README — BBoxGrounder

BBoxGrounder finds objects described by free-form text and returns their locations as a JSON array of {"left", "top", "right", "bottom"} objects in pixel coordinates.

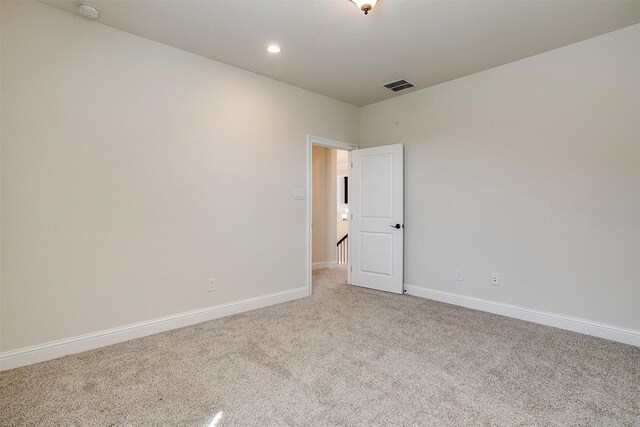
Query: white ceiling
[{"left": 41, "top": 0, "right": 640, "bottom": 106}]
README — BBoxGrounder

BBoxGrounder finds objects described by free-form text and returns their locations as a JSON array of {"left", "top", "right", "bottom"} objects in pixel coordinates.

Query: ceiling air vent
[{"left": 383, "top": 79, "right": 415, "bottom": 92}]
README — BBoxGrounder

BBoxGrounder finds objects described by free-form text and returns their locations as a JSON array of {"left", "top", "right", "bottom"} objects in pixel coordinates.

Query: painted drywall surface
[
  {"left": 0, "top": 2, "right": 359, "bottom": 351},
  {"left": 336, "top": 150, "right": 349, "bottom": 241},
  {"left": 326, "top": 148, "right": 337, "bottom": 264},
  {"left": 360, "top": 24, "right": 640, "bottom": 330},
  {"left": 312, "top": 146, "right": 329, "bottom": 265},
  {"left": 312, "top": 146, "right": 338, "bottom": 267},
  {"left": 336, "top": 149, "right": 349, "bottom": 176},
  {"left": 0, "top": 0, "right": 3, "bottom": 351},
  {"left": 336, "top": 212, "right": 348, "bottom": 242}
]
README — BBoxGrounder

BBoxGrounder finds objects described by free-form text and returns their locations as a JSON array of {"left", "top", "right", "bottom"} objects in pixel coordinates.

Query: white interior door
[{"left": 349, "top": 144, "right": 404, "bottom": 294}]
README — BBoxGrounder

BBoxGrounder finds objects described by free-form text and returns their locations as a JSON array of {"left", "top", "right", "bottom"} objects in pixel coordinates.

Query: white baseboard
[
  {"left": 312, "top": 261, "right": 338, "bottom": 271},
  {"left": 405, "top": 285, "right": 640, "bottom": 347},
  {"left": 0, "top": 286, "right": 308, "bottom": 372}
]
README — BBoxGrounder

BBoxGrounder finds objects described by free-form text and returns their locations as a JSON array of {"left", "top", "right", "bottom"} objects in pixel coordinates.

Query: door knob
[{"left": 390, "top": 224, "right": 401, "bottom": 229}]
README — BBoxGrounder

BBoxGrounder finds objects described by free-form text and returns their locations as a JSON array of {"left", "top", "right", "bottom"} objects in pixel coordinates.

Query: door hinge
[{"left": 351, "top": 162, "right": 353, "bottom": 168}]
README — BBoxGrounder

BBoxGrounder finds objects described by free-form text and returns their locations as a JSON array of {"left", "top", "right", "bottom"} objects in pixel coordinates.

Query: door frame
[{"left": 306, "top": 135, "right": 358, "bottom": 296}]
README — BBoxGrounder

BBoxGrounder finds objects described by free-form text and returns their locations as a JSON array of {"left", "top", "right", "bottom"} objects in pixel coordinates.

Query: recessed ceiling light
[{"left": 267, "top": 45, "right": 282, "bottom": 54}]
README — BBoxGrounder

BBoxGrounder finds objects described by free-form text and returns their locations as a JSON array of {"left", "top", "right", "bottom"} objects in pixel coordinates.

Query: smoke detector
[{"left": 78, "top": 2, "right": 100, "bottom": 19}]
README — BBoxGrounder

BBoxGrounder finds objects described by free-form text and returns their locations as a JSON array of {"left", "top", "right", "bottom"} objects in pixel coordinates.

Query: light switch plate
[{"left": 294, "top": 189, "right": 305, "bottom": 200}]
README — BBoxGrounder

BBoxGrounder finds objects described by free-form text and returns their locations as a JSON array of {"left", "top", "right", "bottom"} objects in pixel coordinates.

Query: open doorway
[
  {"left": 311, "top": 146, "right": 348, "bottom": 270},
  {"left": 307, "top": 136, "right": 357, "bottom": 296},
  {"left": 307, "top": 137, "right": 405, "bottom": 296}
]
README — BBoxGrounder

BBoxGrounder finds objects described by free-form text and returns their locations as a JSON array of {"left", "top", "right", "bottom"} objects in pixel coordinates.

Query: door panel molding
[{"left": 350, "top": 144, "right": 404, "bottom": 294}]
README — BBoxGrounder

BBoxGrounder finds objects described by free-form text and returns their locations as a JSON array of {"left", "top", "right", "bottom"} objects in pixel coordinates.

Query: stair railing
[{"left": 337, "top": 234, "right": 348, "bottom": 264}]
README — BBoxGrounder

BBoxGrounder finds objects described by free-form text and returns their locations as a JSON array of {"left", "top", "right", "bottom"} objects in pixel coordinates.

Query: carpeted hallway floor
[{"left": 1, "top": 266, "right": 639, "bottom": 426}]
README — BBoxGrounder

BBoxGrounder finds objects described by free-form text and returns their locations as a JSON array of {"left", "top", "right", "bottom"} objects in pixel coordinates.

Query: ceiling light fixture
[
  {"left": 350, "top": 0, "right": 378, "bottom": 15},
  {"left": 267, "top": 45, "right": 282, "bottom": 54},
  {"left": 77, "top": 2, "right": 100, "bottom": 19}
]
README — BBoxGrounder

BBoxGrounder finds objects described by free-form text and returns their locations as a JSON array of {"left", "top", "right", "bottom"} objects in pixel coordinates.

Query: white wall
[
  {"left": 0, "top": 0, "right": 4, "bottom": 351},
  {"left": 361, "top": 24, "right": 640, "bottom": 331},
  {"left": 0, "top": 1, "right": 359, "bottom": 352},
  {"left": 2, "top": 1, "right": 637, "bottom": 358}
]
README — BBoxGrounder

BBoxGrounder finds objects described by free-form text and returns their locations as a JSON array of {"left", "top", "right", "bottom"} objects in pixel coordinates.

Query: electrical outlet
[
  {"left": 491, "top": 273, "right": 500, "bottom": 286},
  {"left": 208, "top": 278, "right": 216, "bottom": 292},
  {"left": 455, "top": 269, "right": 463, "bottom": 281}
]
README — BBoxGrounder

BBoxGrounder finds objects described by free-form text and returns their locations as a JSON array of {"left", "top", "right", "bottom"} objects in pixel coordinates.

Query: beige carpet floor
[{"left": 1, "top": 266, "right": 639, "bottom": 426}]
